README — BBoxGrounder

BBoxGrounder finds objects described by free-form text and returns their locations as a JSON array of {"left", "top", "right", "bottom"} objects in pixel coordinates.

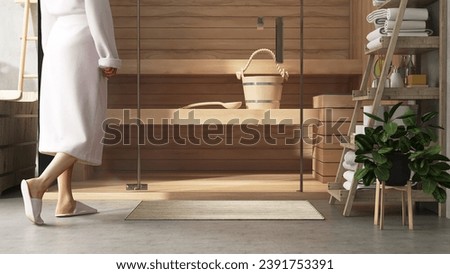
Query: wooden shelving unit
[
  {"left": 378, "top": 0, "right": 437, "bottom": 8},
  {"left": 365, "top": 36, "right": 439, "bottom": 55},
  {"left": 328, "top": 0, "right": 447, "bottom": 216},
  {"left": 352, "top": 87, "right": 439, "bottom": 100}
]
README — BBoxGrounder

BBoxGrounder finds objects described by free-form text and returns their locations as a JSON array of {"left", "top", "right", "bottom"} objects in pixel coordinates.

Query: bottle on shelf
[
  {"left": 397, "top": 55, "right": 408, "bottom": 84},
  {"left": 390, "top": 67, "right": 405, "bottom": 88},
  {"left": 405, "top": 55, "right": 417, "bottom": 85}
]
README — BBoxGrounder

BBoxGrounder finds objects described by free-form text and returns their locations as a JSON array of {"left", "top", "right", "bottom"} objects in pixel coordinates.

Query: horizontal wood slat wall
[
  {"left": 108, "top": 75, "right": 355, "bottom": 109},
  {"left": 96, "top": 0, "right": 361, "bottom": 174},
  {"left": 0, "top": 102, "right": 37, "bottom": 194},
  {"left": 110, "top": 0, "right": 352, "bottom": 60}
]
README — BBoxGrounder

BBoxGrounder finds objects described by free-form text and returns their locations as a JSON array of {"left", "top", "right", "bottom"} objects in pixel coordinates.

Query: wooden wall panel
[
  {"left": 110, "top": 0, "right": 352, "bottom": 60},
  {"left": 108, "top": 75, "right": 355, "bottom": 109}
]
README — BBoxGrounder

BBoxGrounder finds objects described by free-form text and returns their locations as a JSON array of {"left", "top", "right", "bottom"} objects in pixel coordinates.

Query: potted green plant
[{"left": 354, "top": 102, "right": 450, "bottom": 203}]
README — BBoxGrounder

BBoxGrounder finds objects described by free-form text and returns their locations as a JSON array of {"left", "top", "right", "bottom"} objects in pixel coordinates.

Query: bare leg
[
  {"left": 26, "top": 153, "right": 77, "bottom": 199},
  {"left": 55, "top": 163, "right": 77, "bottom": 215}
]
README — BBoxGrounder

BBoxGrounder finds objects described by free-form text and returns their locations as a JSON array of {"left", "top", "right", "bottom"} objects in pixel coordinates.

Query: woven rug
[{"left": 125, "top": 200, "right": 324, "bottom": 220}]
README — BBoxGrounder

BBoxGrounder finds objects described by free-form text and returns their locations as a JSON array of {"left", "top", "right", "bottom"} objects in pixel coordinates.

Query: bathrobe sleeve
[
  {"left": 85, "top": 0, "right": 122, "bottom": 69},
  {"left": 40, "top": 1, "right": 57, "bottom": 54}
]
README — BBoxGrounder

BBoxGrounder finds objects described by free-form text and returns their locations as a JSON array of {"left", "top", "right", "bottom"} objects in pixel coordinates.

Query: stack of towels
[
  {"left": 342, "top": 151, "right": 368, "bottom": 190},
  {"left": 372, "top": 0, "right": 386, "bottom": 7},
  {"left": 366, "top": 8, "right": 432, "bottom": 50}
]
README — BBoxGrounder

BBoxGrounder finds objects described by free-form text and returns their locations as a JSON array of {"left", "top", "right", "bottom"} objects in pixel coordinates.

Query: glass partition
[{"left": 101, "top": 0, "right": 361, "bottom": 192}]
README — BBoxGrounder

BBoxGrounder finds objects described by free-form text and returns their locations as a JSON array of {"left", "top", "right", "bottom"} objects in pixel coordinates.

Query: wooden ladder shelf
[{"left": 328, "top": 0, "right": 446, "bottom": 216}]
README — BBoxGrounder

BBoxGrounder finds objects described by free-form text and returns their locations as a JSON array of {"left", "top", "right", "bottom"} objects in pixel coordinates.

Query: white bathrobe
[{"left": 40, "top": 0, "right": 121, "bottom": 165}]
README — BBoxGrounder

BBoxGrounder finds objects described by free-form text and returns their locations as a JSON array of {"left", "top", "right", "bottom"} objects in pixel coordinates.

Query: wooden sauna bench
[
  {"left": 106, "top": 109, "right": 318, "bottom": 125},
  {"left": 102, "top": 109, "right": 317, "bottom": 172}
]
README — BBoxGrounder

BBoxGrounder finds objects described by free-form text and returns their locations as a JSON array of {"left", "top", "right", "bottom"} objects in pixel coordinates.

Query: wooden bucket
[{"left": 236, "top": 49, "right": 288, "bottom": 109}]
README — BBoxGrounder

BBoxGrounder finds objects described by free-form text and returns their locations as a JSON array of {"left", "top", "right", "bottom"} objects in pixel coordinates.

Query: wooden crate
[
  {"left": 313, "top": 159, "right": 339, "bottom": 177},
  {"left": 313, "top": 94, "right": 355, "bottom": 108},
  {"left": 313, "top": 146, "right": 342, "bottom": 163},
  {"left": 312, "top": 95, "right": 356, "bottom": 183}
]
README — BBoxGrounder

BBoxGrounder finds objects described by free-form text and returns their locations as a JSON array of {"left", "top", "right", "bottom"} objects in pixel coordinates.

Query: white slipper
[
  {"left": 55, "top": 201, "right": 97, "bottom": 217},
  {"left": 20, "top": 180, "right": 44, "bottom": 225}
]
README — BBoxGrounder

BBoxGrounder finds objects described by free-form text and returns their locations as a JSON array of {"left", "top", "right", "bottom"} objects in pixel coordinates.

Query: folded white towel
[
  {"left": 367, "top": 38, "right": 382, "bottom": 51},
  {"left": 343, "top": 161, "right": 357, "bottom": 171},
  {"left": 366, "top": 27, "right": 432, "bottom": 41},
  {"left": 384, "top": 20, "right": 427, "bottom": 30},
  {"left": 387, "top": 8, "right": 429, "bottom": 21},
  {"left": 343, "top": 170, "right": 355, "bottom": 182},
  {"left": 343, "top": 181, "right": 352, "bottom": 190},
  {"left": 367, "top": 8, "right": 429, "bottom": 24},
  {"left": 344, "top": 150, "right": 356, "bottom": 165},
  {"left": 373, "top": 0, "right": 386, "bottom": 7},
  {"left": 367, "top": 9, "right": 388, "bottom": 24},
  {"left": 367, "top": 28, "right": 386, "bottom": 41}
]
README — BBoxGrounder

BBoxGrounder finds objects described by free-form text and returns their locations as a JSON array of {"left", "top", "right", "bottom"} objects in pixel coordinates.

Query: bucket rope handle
[{"left": 236, "top": 48, "right": 289, "bottom": 81}]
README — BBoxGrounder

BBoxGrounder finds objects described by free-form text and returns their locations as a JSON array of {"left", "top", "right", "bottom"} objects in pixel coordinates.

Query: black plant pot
[{"left": 386, "top": 152, "right": 411, "bottom": 186}]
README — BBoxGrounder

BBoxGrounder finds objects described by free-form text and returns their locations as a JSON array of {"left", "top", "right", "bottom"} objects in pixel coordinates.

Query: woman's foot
[
  {"left": 25, "top": 178, "right": 46, "bottom": 199},
  {"left": 20, "top": 180, "right": 44, "bottom": 225},
  {"left": 55, "top": 201, "right": 97, "bottom": 217},
  {"left": 55, "top": 199, "right": 76, "bottom": 216}
]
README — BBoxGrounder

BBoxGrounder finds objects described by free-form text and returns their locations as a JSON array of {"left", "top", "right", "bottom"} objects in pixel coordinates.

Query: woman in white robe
[{"left": 21, "top": 0, "right": 121, "bottom": 225}]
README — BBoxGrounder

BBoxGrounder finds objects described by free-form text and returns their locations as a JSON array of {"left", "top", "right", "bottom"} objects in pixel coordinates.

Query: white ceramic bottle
[{"left": 390, "top": 67, "right": 405, "bottom": 88}]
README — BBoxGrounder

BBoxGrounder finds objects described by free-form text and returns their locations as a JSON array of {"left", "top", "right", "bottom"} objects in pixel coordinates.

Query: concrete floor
[{"left": 1, "top": 186, "right": 450, "bottom": 254}]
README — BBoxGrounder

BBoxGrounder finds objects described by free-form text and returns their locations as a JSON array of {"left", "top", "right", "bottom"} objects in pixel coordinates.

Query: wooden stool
[{"left": 374, "top": 180, "right": 413, "bottom": 230}]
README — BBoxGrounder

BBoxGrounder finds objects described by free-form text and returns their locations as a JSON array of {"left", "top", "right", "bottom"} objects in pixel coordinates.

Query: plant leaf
[
  {"left": 391, "top": 126, "right": 407, "bottom": 138},
  {"left": 363, "top": 112, "right": 385, "bottom": 123},
  {"left": 423, "top": 127, "right": 438, "bottom": 142},
  {"left": 421, "top": 111, "right": 438, "bottom": 123},
  {"left": 432, "top": 162, "right": 450, "bottom": 171},
  {"left": 375, "top": 166, "right": 390, "bottom": 181},
  {"left": 362, "top": 172, "right": 376, "bottom": 186},
  {"left": 429, "top": 154, "right": 450, "bottom": 161},
  {"left": 384, "top": 122, "right": 398, "bottom": 136},
  {"left": 378, "top": 147, "right": 393, "bottom": 154},
  {"left": 425, "top": 145, "right": 441, "bottom": 156},
  {"left": 355, "top": 134, "right": 373, "bottom": 152},
  {"left": 438, "top": 180, "right": 450, "bottom": 188},
  {"left": 398, "top": 137, "right": 410, "bottom": 153},
  {"left": 422, "top": 178, "right": 437, "bottom": 194},
  {"left": 372, "top": 152, "right": 387, "bottom": 164},
  {"left": 429, "top": 124, "right": 445, "bottom": 130},
  {"left": 402, "top": 109, "right": 417, "bottom": 127},
  {"left": 354, "top": 168, "right": 369, "bottom": 181},
  {"left": 435, "top": 172, "right": 450, "bottom": 183},
  {"left": 384, "top": 111, "right": 389, "bottom": 123},
  {"left": 364, "top": 127, "right": 375, "bottom": 136},
  {"left": 388, "top": 102, "right": 403, "bottom": 120},
  {"left": 432, "top": 186, "right": 447, "bottom": 203},
  {"left": 429, "top": 166, "right": 442, "bottom": 177},
  {"left": 355, "top": 154, "right": 370, "bottom": 163},
  {"left": 409, "top": 127, "right": 421, "bottom": 134},
  {"left": 417, "top": 160, "right": 430, "bottom": 176}
]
